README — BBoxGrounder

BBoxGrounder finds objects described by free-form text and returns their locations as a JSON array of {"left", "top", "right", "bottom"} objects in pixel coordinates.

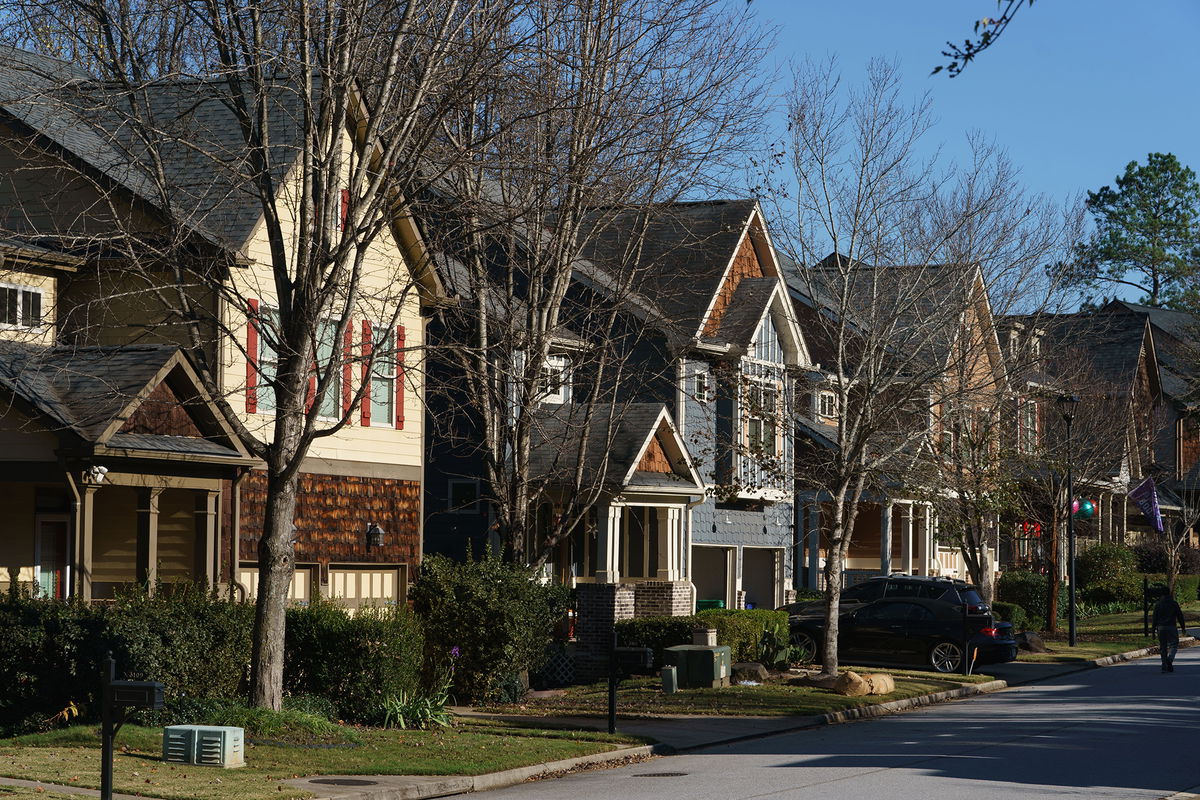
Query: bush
[
  {"left": 1076, "top": 543, "right": 1140, "bottom": 604},
  {"left": 996, "top": 570, "right": 1048, "bottom": 627},
  {"left": 991, "top": 601, "right": 1028, "bottom": 632},
  {"left": 696, "top": 608, "right": 790, "bottom": 663},
  {"left": 1132, "top": 542, "right": 1200, "bottom": 575},
  {"left": 614, "top": 615, "right": 699, "bottom": 669},
  {"left": 1143, "top": 574, "right": 1200, "bottom": 605},
  {"left": 410, "top": 553, "right": 571, "bottom": 704},
  {"left": 284, "top": 599, "right": 422, "bottom": 723},
  {"left": 0, "top": 587, "right": 254, "bottom": 737}
]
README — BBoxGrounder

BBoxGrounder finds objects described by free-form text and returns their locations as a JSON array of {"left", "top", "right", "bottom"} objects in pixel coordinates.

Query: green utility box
[
  {"left": 663, "top": 645, "right": 731, "bottom": 689},
  {"left": 696, "top": 599, "right": 725, "bottom": 610}
]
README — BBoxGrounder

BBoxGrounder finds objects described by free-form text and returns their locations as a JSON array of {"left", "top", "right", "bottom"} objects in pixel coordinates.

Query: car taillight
[
  {"left": 967, "top": 604, "right": 985, "bottom": 614},
  {"left": 979, "top": 627, "right": 999, "bottom": 639}
]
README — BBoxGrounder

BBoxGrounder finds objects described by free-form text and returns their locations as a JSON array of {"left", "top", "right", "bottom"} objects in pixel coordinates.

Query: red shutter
[
  {"left": 361, "top": 320, "right": 373, "bottom": 426},
  {"left": 396, "top": 325, "right": 405, "bottom": 430},
  {"left": 246, "top": 299, "right": 259, "bottom": 413},
  {"left": 339, "top": 189, "right": 350, "bottom": 230},
  {"left": 342, "top": 321, "right": 354, "bottom": 418}
]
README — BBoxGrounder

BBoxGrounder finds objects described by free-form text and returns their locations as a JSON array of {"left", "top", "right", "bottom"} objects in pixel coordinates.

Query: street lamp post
[{"left": 1058, "top": 394, "right": 1081, "bottom": 647}]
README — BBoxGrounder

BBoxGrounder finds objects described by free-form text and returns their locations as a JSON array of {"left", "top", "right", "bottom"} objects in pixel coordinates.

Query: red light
[
  {"left": 979, "top": 627, "right": 999, "bottom": 638},
  {"left": 967, "top": 604, "right": 984, "bottom": 613}
]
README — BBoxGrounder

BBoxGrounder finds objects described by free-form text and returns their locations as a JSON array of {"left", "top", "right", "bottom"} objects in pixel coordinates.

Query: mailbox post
[{"left": 100, "top": 652, "right": 164, "bottom": 800}]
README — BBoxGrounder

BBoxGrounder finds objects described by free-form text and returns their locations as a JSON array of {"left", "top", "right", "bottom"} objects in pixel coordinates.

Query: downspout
[
  {"left": 64, "top": 467, "right": 80, "bottom": 599},
  {"left": 230, "top": 468, "right": 246, "bottom": 600}
]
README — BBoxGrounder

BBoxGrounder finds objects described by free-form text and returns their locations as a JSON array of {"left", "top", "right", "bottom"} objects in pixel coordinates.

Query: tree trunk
[
  {"left": 249, "top": 467, "right": 300, "bottom": 710},
  {"left": 1046, "top": 514, "right": 1060, "bottom": 633},
  {"left": 820, "top": 539, "right": 844, "bottom": 678}
]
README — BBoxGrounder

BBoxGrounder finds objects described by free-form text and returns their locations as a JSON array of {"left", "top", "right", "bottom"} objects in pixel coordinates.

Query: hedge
[
  {"left": 613, "top": 615, "right": 699, "bottom": 669},
  {"left": 1144, "top": 574, "right": 1200, "bottom": 605},
  {"left": 1076, "top": 543, "right": 1140, "bottom": 604},
  {"left": 991, "top": 601, "right": 1028, "bottom": 632},
  {"left": 696, "top": 608, "right": 790, "bottom": 663}
]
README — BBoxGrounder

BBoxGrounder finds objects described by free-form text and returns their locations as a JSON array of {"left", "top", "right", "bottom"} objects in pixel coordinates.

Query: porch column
[
  {"left": 806, "top": 503, "right": 820, "bottom": 589},
  {"left": 655, "top": 507, "right": 682, "bottom": 581},
  {"left": 76, "top": 485, "right": 99, "bottom": 601},
  {"left": 136, "top": 488, "right": 162, "bottom": 592},
  {"left": 880, "top": 501, "right": 894, "bottom": 575},
  {"left": 194, "top": 489, "right": 219, "bottom": 587},
  {"left": 900, "top": 502, "right": 913, "bottom": 574},
  {"left": 917, "top": 503, "right": 933, "bottom": 576},
  {"left": 595, "top": 504, "right": 621, "bottom": 584}
]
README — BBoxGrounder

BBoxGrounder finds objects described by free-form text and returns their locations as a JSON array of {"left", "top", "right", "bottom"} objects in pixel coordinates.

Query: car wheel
[
  {"left": 929, "top": 640, "right": 963, "bottom": 673},
  {"left": 789, "top": 629, "right": 819, "bottom": 664}
]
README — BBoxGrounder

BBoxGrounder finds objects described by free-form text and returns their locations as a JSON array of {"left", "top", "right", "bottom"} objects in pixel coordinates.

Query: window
[
  {"left": 370, "top": 326, "right": 397, "bottom": 426},
  {"left": 0, "top": 285, "right": 43, "bottom": 329},
  {"left": 817, "top": 391, "right": 838, "bottom": 420},
  {"left": 694, "top": 370, "right": 711, "bottom": 403},
  {"left": 1019, "top": 398, "right": 1039, "bottom": 453},
  {"left": 315, "top": 319, "right": 342, "bottom": 418},
  {"left": 539, "top": 354, "right": 571, "bottom": 404},
  {"left": 256, "top": 306, "right": 281, "bottom": 412},
  {"left": 448, "top": 479, "right": 480, "bottom": 514},
  {"left": 745, "top": 380, "right": 778, "bottom": 456}
]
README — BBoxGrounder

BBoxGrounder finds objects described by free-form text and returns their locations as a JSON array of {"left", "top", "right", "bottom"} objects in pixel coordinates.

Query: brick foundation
[
  {"left": 574, "top": 583, "right": 636, "bottom": 681},
  {"left": 634, "top": 580, "right": 694, "bottom": 617}
]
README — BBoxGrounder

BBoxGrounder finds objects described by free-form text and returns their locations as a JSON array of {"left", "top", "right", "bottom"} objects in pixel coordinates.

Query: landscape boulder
[
  {"left": 862, "top": 673, "right": 895, "bottom": 695},
  {"left": 732, "top": 662, "right": 771, "bottom": 683},
  {"left": 1016, "top": 631, "right": 1047, "bottom": 653},
  {"left": 833, "top": 670, "right": 870, "bottom": 697}
]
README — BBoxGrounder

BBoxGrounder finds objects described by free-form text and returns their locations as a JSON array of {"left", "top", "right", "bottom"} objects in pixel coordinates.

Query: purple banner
[{"left": 1128, "top": 476, "right": 1164, "bottom": 532}]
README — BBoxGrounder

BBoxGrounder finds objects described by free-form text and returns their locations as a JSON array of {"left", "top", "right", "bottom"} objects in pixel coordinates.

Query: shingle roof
[
  {"left": 0, "top": 342, "right": 177, "bottom": 441},
  {"left": 106, "top": 432, "right": 241, "bottom": 457},
  {"left": 712, "top": 278, "right": 776, "bottom": 350},
  {"left": 575, "top": 200, "right": 759, "bottom": 338},
  {"left": 0, "top": 46, "right": 304, "bottom": 251},
  {"left": 526, "top": 403, "right": 698, "bottom": 490}
]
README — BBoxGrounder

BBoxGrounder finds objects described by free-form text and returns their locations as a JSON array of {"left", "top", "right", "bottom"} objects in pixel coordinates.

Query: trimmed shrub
[
  {"left": 1076, "top": 543, "right": 1140, "bottom": 604},
  {"left": 696, "top": 608, "right": 790, "bottom": 663},
  {"left": 1143, "top": 574, "right": 1200, "bottom": 605},
  {"left": 991, "top": 601, "right": 1028, "bottom": 632},
  {"left": 1132, "top": 542, "right": 1200, "bottom": 575},
  {"left": 284, "top": 599, "right": 422, "bottom": 723},
  {"left": 614, "top": 615, "right": 699, "bottom": 669},
  {"left": 996, "top": 570, "right": 1048, "bottom": 626},
  {"left": 0, "top": 587, "right": 253, "bottom": 737},
  {"left": 410, "top": 553, "right": 570, "bottom": 704}
]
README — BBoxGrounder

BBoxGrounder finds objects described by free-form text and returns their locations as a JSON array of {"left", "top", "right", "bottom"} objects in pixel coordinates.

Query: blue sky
[{"left": 746, "top": 0, "right": 1200, "bottom": 209}]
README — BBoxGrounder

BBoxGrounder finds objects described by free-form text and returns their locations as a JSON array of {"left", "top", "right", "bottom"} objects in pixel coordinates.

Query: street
[{"left": 482, "top": 649, "right": 1200, "bottom": 800}]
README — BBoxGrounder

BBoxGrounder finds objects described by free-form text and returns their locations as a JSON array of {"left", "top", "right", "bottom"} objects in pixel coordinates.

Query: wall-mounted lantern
[{"left": 365, "top": 522, "right": 385, "bottom": 549}]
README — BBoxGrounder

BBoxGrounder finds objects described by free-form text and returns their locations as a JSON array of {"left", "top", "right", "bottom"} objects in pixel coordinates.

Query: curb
[{"left": 1091, "top": 636, "right": 1195, "bottom": 667}]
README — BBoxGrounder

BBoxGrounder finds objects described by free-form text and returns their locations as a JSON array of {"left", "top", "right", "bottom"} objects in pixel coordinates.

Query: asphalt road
[{"left": 484, "top": 647, "right": 1200, "bottom": 800}]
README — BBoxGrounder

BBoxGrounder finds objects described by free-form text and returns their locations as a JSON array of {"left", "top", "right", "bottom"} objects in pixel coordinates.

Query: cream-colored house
[{"left": 0, "top": 47, "right": 436, "bottom": 606}]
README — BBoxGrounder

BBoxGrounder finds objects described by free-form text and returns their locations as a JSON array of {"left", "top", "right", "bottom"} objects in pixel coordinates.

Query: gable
[
  {"left": 636, "top": 434, "right": 674, "bottom": 473},
  {"left": 703, "top": 233, "right": 764, "bottom": 338},
  {"left": 117, "top": 379, "right": 204, "bottom": 438}
]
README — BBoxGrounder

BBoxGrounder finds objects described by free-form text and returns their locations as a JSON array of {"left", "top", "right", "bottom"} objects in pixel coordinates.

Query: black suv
[{"left": 781, "top": 575, "right": 991, "bottom": 618}]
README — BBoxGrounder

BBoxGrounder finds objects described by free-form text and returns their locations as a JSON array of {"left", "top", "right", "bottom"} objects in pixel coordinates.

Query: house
[
  {"left": 999, "top": 309, "right": 1162, "bottom": 571},
  {"left": 784, "top": 253, "right": 1009, "bottom": 588},
  {"left": 422, "top": 199, "right": 809, "bottom": 613},
  {"left": 0, "top": 46, "right": 435, "bottom": 606}
]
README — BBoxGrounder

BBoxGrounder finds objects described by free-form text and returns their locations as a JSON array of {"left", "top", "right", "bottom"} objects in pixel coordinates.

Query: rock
[
  {"left": 786, "top": 671, "right": 840, "bottom": 689},
  {"left": 833, "top": 670, "right": 870, "bottom": 697},
  {"left": 1016, "top": 631, "right": 1047, "bottom": 653},
  {"left": 862, "top": 673, "right": 895, "bottom": 695},
  {"left": 732, "top": 662, "right": 771, "bottom": 683}
]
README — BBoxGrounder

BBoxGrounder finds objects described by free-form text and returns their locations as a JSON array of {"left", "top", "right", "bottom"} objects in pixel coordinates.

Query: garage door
[
  {"left": 742, "top": 548, "right": 779, "bottom": 610},
  {"left": 328, "top": 564, "right": 407, "bottom": 611},
  {"left": 237, "top": 563, "right": 312, "bottom": 604}
]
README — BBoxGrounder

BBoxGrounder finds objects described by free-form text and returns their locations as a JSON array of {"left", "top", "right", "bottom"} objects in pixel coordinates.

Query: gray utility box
[
  {"left": 663, "top": 645, "right": 731, "bottom": 689},
  {"left": 163, "top": 725, "right": 245, "bottom": 768}
]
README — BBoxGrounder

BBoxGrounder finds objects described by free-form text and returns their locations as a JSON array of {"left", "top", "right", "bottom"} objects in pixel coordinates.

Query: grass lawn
[
  {"left": 1016, "top": 605, "right": 1200, "bottom": 663},
  {"left": 0, "top": 786, "right": 82, "bottom": 799},
  {"left": 0, "top": 721, "right": 644, "bottom": 800},
  {"left": 477, "top": 668, "right": 992, "bottom": 718}
]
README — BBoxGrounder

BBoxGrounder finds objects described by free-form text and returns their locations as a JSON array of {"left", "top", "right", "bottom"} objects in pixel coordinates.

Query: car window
[
  {"left": 959, "top": 588, "right": 984, "bottom": 605},
  {"left": 858, "top": 601, "right": 920, "bottom": 621},
  {"left": 885, "top": 582, "right": 924, "bottom": 599},
  {"left": 844, "top": 582, "right": 885, "bottom": 602}
]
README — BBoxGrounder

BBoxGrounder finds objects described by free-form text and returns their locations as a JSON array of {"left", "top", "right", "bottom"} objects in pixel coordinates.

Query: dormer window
[
  {"left": 817, "top": 391, "right": 838, "bottom": 420},
  {"left": 540, "top": 354, "right": 571, "bottom": 404},
  {"left": 0, "top": 284, "right": 43, "bottom": 329},
  {"left": 694, "top": 370, "right": 712, "bottom": 403}
]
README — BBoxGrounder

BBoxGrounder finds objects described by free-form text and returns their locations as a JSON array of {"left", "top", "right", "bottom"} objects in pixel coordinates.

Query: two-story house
[
  {"left": 423, "top": 199, "right": 809, "bottom": 614},
  {"left": 0, "top": 47, "right": 435, "bottom": 606}
]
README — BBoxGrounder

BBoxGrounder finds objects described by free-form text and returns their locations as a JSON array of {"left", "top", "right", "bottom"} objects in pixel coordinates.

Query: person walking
[{"left": 1152, "top": 592, "right": 1187, "bottom": 672}]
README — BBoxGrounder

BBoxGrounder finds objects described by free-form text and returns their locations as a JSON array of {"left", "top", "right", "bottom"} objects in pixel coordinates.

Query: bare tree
[
  {"left": 2, "top": 0, "right": 519, "bottom": 709},
  {"left": 421, "top": 0, "right": 772, "bottom": 567},
  {"left": 774, "top": 58, "right": 1075, "bottom": 675}
]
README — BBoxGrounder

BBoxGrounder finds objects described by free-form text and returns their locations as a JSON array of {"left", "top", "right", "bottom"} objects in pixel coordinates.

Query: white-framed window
[
  {"left": 539, "top": 353, "right": 571, "bottom": 404},
  {"left": 315, "top": 318, "right": 342, "bottom": 418},
  {"left": 744, "top": 379, "right": 779, "bottom": 456},
  {"left": 694, "top": 370, "right": 712, "bottom": 403},
  {"left": 1019, "top": 397, "right": 1039, "bottom": 454},
  {"left": 448, "top": 479, "right": 480, "bottom": 514},
  {"left": 257, "top": 306, "right": 281, "bottom": 412},
  {"left": 370, "top": 325, "right": 397, "bottom": 426},
  {"left": 0, "top": 284, "right": 43, "bottom": 329},
  {"left": 817, "top": 390, "right": 838, "bottom": 420}
]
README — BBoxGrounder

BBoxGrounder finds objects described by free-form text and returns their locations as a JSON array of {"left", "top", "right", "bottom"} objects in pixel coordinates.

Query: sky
[{"left": 745, "top": 0, "right": 1200, "bottom": 214}]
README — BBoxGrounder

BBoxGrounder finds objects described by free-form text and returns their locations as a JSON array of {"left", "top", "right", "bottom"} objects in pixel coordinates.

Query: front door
[{"left": 35, "top": 515, "right": 69, "bottom": 598}]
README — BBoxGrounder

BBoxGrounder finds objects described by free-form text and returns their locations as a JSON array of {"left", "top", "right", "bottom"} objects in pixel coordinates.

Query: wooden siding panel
[
  {"left": 702, "top": 234, "right": 763, "bottom": 337},
  {"left": 119, "top": 381, "right": 204, "bottom": 438},
  {"left": 637, "top": 435, "right": 673, "bottom": 473}
]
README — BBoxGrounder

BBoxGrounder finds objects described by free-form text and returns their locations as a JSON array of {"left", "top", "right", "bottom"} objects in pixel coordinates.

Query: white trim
[{"left": 0, "top": 282, "right": 46, "bottom": 331}]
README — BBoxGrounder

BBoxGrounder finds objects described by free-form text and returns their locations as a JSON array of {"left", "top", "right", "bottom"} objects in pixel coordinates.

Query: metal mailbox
[
  {"left": 613, "top": 646, "right": 654, "bottom": 675},
  {"left": 110, "top": 680, "right": 164, "bottom": 709}
]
